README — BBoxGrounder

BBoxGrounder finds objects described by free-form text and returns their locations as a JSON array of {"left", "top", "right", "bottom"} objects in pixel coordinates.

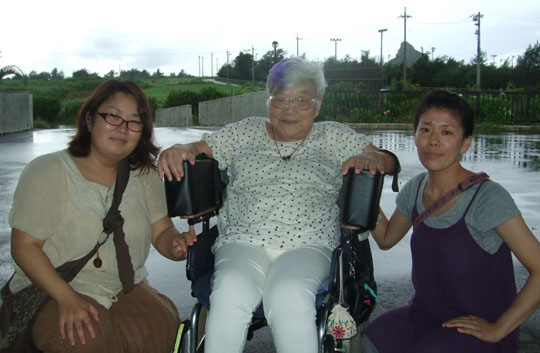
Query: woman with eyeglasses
[
  {"left": 158, "top": 57, "right": 399, "bottom": 353},
  {"left": 5, "top": 80, "right": 196, "bottom": 352}
]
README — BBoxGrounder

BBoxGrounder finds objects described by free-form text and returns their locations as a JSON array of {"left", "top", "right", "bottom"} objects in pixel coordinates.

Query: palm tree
[
  {"left": 0, "top": 65, "right": 26, "bottom": 80},
  {"left": 0, "top": 50, "right": 26, "bottom": 80}
]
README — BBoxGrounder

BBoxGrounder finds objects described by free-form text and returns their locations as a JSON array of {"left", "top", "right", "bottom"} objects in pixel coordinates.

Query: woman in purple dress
[{"left": 362, "top": 90, "right": 540, "bottom": 353}]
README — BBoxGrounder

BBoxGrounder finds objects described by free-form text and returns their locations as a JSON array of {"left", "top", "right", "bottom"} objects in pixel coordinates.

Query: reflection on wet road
[{"left": 1, "top": 128, "right": 539, "bottom": 352}]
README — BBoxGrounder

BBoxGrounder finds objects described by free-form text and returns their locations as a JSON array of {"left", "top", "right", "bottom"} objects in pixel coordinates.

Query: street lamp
[
  {"left": 330, "top": 38, "right": 341, "bottom": 60},
  {"left": 272, "top": 41, "right": 279, "bottom": 63},
  {"left": 378, "top": 29, "right": 387, "bottom": 65}
]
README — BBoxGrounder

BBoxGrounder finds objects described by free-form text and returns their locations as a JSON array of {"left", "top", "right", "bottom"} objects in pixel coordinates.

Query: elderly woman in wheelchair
[{"left": 158, "top": 57, "right": 399, "bottom": 353}]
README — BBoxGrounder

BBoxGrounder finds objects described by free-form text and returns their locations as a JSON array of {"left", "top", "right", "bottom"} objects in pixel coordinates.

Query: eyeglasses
[
  {"left": 96, "top": 112, "right": 144, "bottom": 132},
  {"left": 269, "top": 96, "right": 318, "bottom": 111}
]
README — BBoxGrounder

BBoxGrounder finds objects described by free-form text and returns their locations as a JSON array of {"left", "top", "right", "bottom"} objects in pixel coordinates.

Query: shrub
[
  {"left": 199, "top": 87, "right": 226, "bottom": 101},
  {"left": 58, "top": 98, "right": 85, "bottom": 126},
  {"left": 33, "top": 96, "right": 61, "bottom": 123},
  {"left": 147, "top": 96, "right": 162, "bottom": 121}
]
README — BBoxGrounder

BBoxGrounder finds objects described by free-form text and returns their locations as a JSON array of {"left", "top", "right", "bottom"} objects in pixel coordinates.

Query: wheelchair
[{"left": 165, "top": 155, "right": 391, "bottom": 353}]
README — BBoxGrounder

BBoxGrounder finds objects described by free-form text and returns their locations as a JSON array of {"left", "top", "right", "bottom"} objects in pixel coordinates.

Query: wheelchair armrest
[
  {"left": 186, "top": 225, "right": 219, "bottom": 282},
  {"left": 164, "top": 155, "right": 226, "bottom": 222},
  {"left": 340, "top": 169, "right": 384, "bottom": 231}
]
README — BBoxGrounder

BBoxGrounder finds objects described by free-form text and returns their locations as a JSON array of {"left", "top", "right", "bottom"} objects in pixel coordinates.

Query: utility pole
[
  {"left": 210, "top": 52, "right": 213, "bottom": 79},
  {"left": 198, "top": 56, "right": 201, "bottom": 77},
  {"left": 296, "top": 33, "right": 303, "bottom": 56},
  {"left": 491, "top": 54, "right": 497, "bottom": 66},
  {"left": 201, "top": 57, "right": 204, "bottom": 77},
  {"left": 472, "top": 12, "right": 483, "bottom": 89},
  {"left": 330, "top": 38, "right": 341, "bottom": 60},
  {"left": 431, "top": 47, "right": 436, "bottom": 61},
  {"left": 399, "top": 7, "right": 412, "bottom": 84},
  {"left": 251, "top": 46, "right": 255, "bottom": 82},
  {"left": 378, "top": 29, "right": 387, "bottom": 65},
  {"left": 226, "top": 50, "right": 230, "bottom": 81}
]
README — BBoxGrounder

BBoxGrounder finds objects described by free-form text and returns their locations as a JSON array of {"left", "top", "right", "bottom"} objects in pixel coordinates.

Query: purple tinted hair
[{"left": 266, "top": 57, "right": 327, "bottom": 98}]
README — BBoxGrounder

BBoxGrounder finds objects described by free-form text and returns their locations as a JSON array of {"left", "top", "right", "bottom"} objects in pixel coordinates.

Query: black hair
[{"left": 413, "top": 90, "right": 475, "bottom": 137}]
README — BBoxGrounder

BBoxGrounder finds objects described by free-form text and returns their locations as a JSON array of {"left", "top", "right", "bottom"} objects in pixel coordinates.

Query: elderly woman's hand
[
  {"left": 158, "top": 145, "right": 197, "bottom": 182},
  {"left": 158, "top": 141, "right": 212, "bottom": 182},
  {"left": 342, "top": 150, "right": 390, "bottom": 175}
]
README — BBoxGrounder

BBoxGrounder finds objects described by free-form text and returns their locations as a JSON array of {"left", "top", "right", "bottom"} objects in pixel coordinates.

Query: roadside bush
[
  {"left": 199, "top": 87, "right": 226, "bottom": 101},
  {"left": 58, "top": 98, "right": 85, "bottom": 126},
  {"left": 33, "top": 96, "right": 61, "bottom": 123},
  {"left": 478, "top": 95, "right": 510, "bottom": 124},
  {"left": 147, "top": 96, "right": 162, "bottom": 121},
  {"left": 162, "top": 87, "right": 227, "bottom": 119}
]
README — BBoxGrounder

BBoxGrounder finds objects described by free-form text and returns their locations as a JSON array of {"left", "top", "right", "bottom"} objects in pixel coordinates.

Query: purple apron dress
[{"left": 364, "top": 180, "right": 519, "bottom": 353}]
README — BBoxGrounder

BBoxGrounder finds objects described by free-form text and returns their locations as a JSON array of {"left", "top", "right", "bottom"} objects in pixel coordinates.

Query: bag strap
[
  {"left": 413, "top": 172, "right": 489, "bottom": 228},
  {"left": 378, "top": 150, "right": 401, "bottom": 192},
  {"left": 102, "top": 158, "right": 134, "bottom": 293}
]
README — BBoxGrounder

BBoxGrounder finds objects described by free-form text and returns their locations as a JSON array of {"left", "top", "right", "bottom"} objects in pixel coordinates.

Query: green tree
[
  {"left": 513, "top": 41, "right": 540, "bottom": 92},
  {"left": 29, "top": 71, "right": 52, "bottom": 80},
  {"left": 72, "top": 68, "right": 100, "bottom": 79},
  {"left": 51, "top": 68, "right": 64, "bottom": 80},
  {"left": 256, "top": 49, "right": 286, "bottom": 81},
  {"left": 104, "top": 70, "right": 116, "bottom": 78},
  {"left": 232, "top": 51, "right": 254, "bottom": 80},
  {"left": 153, "top": 68, "right": 164, "bottom": 77}
]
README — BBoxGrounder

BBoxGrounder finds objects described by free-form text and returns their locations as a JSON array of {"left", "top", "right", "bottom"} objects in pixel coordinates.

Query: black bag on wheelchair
[
  {"left": 336, "top": 169, "right": 383, "bottom": 324},
  {"left": 337, "top": 230, "right": 378, "bottom": 324},
  {"left": 164, "top": 154, "right": 226, "bottom": 219}
]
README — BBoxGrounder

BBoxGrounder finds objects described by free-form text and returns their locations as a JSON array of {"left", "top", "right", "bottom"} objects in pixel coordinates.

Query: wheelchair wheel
[
  {"left": 322, "top": 335, "right": 336, "bottom": 353},
  {"left": 322, "top": 332, "right": 363, "bottom": 353},
  {"left": 188, "top": 303, "right": 208, "bottom": 353},
  {"left": 340, "top": 333, "right": 362, "bottom": 353}
]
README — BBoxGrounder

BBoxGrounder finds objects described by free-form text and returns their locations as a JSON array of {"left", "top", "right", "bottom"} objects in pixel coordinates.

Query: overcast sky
[{"left": 1, "top": 0, "right": 539, "bottom": 78}]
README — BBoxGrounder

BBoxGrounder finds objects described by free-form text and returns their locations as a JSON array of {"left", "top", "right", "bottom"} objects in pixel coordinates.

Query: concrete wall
[
  {"left": 198, "top": 91, "right": 269, "bottom": 126},
  {"left": 155, "top": 105, "right": 192, "bottom": 127},
  {"left": 0, "top": 92, "right": 33, "bottom": 134}
]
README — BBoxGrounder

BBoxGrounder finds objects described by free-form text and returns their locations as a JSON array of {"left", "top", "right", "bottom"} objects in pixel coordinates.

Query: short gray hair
[{"left": 266, "top": 57, "right": 327, "bottom": 98}]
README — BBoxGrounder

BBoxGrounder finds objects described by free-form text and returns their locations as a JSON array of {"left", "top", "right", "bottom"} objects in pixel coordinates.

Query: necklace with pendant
[
  {"left": 93, "top": 242, "right": 102, "bottom": 268},
  {"left": 271, "top": 125, "right": 307, "bottom": 162}
]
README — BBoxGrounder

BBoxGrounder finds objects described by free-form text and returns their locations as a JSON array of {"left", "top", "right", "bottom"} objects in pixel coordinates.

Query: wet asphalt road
[{"left": 0, "top": 128, "right": 539, "bottom": 352}]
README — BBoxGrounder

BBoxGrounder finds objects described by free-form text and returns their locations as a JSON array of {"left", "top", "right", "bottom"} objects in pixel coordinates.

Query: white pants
[{"left": 204, "top": 242, "right": 333, "bottom": 353}]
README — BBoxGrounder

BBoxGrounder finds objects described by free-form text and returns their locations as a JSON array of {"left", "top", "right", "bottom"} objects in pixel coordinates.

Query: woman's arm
[
  {"left": 370, "top": 208, "right": 412, "bottom": 250},
  {"left": 443, "top": 215, "right": 540, "bottom": 342},
  {"left": 151, "top": 216, "right": 197, "bottom": 261},
  {"left": 11, "top": 228, "right": 99, "bottom": 346},
  {"left": 158, "top": 140, "right": 213, "bottom": 182}
]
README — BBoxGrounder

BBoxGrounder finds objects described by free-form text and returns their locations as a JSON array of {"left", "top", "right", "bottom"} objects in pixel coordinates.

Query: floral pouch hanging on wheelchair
[
  {"left": 327, "top": 302, "right": 358, "bottom": 339},
  {"left": 326, "top": 250, "right": 359, "bottom": 339}
]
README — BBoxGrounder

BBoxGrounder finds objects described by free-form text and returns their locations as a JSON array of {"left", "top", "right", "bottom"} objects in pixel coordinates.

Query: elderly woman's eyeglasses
[
  {"left": 269, "top": 96, "right": 318, "bottom": 111},
  {"left": 97, "top": 112, "right": 144, "bottom": 132}
]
